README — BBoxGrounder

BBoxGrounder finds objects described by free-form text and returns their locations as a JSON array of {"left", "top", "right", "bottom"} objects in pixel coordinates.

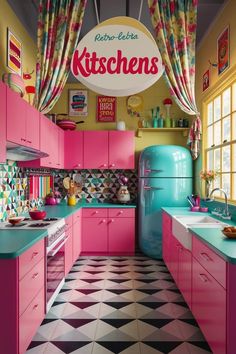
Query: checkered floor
[{"left": 26, "top": 256, "right": 212, "bottom": 354}]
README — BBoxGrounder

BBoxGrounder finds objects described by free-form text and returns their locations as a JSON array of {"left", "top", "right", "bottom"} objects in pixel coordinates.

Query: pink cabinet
[
  {"left": 162, "top": 212, "right": 172, "bottom": 265},
  {"left": 6, "top": 87, "right": 40, "bottom": 150},
  {"left": 84, "top": 131, "right": 108, "bottom": 169},
  {"left": 82, "top": 217, "right": 108, "bottom": 253},
  {"left": 109, "top": 131, "right": 135, "bottom": 169},
  {"left": 65, "top": 227, "right": 73, "bottom": 276},
  {"left": 178, "top": 246, "right": 192, "bottom": 307},
  {"left": 73, "top": 210, "right": 82, "bottom": 262},
  {"left": 0, "top": 82, "right": 6, "bottom": 162},
  {"left": 108, "top": 217, "right": 135, "bottom": 254},
  {"left": 82, "top": 208, "right": 135, "bottom": 255},
  {"left": 64, "top": 131, "right": 83, "bottom": 169},
  {"left": 56, "top": 126, "right": 64, "bottom": 169},
  {"left": 6, "top": 87, "right": 26, "bottom": 146},
  {"left": 192, "top": 257, "right": 226, "bottom": 354}
]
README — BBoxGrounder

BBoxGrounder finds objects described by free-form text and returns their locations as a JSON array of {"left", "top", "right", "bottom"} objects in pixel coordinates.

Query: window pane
[
  {"left": 207, "top": 102, "right": 213, "bottom": 125},
  {"left": 214, "top": 96, "right": 221, "bottom": 121},
  {"left": 213, "top": 174, "right": 220, "bottom": 190},
  {"left": 214, "top": 121, "right": 221, "bottom": 146},
  {"left": 233, "top": 173, "right": 236, "bottom": 200},
  {"left": 222, "top": 116, "right": 231, "bottom": 142},
  {"left": 233, "top": 83, "right": 236, "bottom": 111},
  {"left": 222, "top": 174, "right": 231, "bottom": 198},
  {"left": 207, "top": 126, "right": 213, "bottom": 148},
  {"left": 214, "top": 148, "right": 221, "bottom": 170},
  {"left": 222, "top": 145, "right": 230, "bottom": 172},
  {"left": 233, "top": 144, "right": 236, "bottom": 172},
  {"left": 222, "top": 88, "right": 231, "bottom": 117},
  {"left": 233, "top": 113, "right": 236, "bottom": 140},
  {"left": 207, "top": 150, "right": 214, "bottom": 170}
]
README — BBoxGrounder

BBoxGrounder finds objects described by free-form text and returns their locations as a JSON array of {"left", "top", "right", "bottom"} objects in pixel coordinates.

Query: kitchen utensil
[
  {"left": 187, "top": 196, "right": 193, "bottom": 207},
  {"left": 56, "top": 114, "right": 84, "bottom": 131},
  {"left": 29, "top": 210, "right": 47, "bottom": 220},
  {"left": 8, "top": 216, "right": 25, "bottom": 225},
  {"left": 63, "top": 177, "right": 71, "bottom": 190}
]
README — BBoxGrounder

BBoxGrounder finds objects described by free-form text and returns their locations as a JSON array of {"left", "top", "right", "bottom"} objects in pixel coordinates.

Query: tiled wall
[{"left": 0, "top": 164, "right": 138, "bottom": 221}]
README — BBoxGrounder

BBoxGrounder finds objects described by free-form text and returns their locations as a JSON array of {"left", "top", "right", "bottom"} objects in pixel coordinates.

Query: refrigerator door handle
[
  {"left": 145, "top": 169, "right": 163, "bottom": 173},
  {"left": 143, "top": 186, "right": 164, "bottom": 190}
]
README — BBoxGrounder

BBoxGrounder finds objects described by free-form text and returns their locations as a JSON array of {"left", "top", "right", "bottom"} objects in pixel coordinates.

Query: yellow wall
[
  {"left": 52, "top": 77, "right": 190, "bottom": 158},
  {"left": 0, "top": 0, "right": 37, "bottom": 102},
  {"left": 195, "top": 0, "right": 236, "bottom": 194}
]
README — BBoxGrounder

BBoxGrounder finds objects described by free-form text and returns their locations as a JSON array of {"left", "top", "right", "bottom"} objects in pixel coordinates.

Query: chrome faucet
[{"left": 209, "top": 188, "right": 231, "bottom": 220}]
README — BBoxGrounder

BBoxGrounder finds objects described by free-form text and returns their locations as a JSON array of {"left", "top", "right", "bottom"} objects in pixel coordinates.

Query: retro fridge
[{"left": 138, "top": 145, "right": 192, "bottom": 259}]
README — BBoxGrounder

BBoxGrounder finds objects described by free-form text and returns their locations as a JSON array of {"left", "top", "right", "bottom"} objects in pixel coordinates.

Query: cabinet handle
[
  {"left": 32, "top": 252, "right": 38, "bottom": 259},
  {"left": 94, "top": 211, "right": 99, "bottom": 214},
  {"left": 21, "top": 138, "right": 26, "bottom": 142},
  {"left": 102, "top": 219, "right": 106, "bottom": 223},
  {"left": 77, "top": 164, "right": 81, "bottom": 167},
  {"left": 109, "top": 219, "right": 115, "bottom": 223},
  {"left": 27, "top": 140, "right": 32, "bottom": 144},
  {"left": 102, "top": 163, "right": 107, "bottom": 167},
  {"left": 110, "top": 163, "right": 115, "bottom": 167},
  {"left": 118, "top": 211, "right": 124, "bottom": 215},
  {"left": 33, "top": 304, "right": 39, "bottom": 310},
  {"left": 32, "top": 272, "right": 39, "bottom": 279},
  {"left": 198, "top": 273, "right": 209, "bottom": 283},
  {"left": 200, "top": 252, "right": 212, "bottom": 262}
]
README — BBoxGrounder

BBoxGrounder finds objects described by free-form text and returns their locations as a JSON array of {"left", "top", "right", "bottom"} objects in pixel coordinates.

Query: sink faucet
[{"left": 208, "top": 188, "right": 231, "bottom": 219}]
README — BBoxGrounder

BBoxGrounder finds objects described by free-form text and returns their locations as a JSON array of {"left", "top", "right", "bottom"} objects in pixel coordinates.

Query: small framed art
[
  {"left": 7, "top": 28, "right": 22, "bottom": 75},
  {"left": 203, "top": 70, "right": 210, "bottom": 92},
  {"left": 217, "top": 26, "right": 229, "bottom": 75},
  {"left": 96, "top": 96, "right": 116, "bottom": 122},
  {"left": 68, "top": 89, "right": 88, "bottom": 116}
]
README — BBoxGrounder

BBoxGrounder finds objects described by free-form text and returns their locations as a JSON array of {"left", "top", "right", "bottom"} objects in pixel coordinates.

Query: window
[{"left": 205, "top": 83, "right": 236, "bottom": 201}]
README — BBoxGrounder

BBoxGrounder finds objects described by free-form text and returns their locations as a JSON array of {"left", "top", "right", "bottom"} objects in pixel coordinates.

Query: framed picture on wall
[
  {"left": 203, "top": 69, "right": 210, "bottom": 92},
  {"left": 217, "top": 26, "right": 230, "bottom": 75},
  {"left": 68, "top": 89, "right": 88, "bottom": 116},
  {"left": 96, "top": 96, "right": 116, "bottom": 122},
  {"left": 7, "top": 28, "right": 22, "bottom": 75}
]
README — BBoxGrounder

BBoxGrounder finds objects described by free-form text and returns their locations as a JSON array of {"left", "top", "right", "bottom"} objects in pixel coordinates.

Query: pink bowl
[{"left": 29, "top": 210, "right": 46, "bottom": 220}]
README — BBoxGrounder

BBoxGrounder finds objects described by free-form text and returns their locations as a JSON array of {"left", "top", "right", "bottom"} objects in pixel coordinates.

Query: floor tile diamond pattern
[{"left": 27, "top": 256, "right": 212, "bottom": 354}]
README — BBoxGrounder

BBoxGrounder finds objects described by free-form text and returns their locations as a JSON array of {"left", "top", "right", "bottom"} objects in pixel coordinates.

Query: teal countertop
[
  {"left": 0, "top": 202, "right": 136, "bottom": 259},
  {"left": 162, "top": 207, "right": 236, "bottom": 264}
]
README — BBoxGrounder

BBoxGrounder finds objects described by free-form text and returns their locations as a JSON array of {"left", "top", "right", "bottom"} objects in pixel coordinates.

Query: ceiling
[{"left": 7, "top": 0, "right": 227, "bottom": 82}]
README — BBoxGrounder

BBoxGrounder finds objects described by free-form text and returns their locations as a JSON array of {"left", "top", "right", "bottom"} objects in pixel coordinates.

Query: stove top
[{"left": 0, "top": 217, "right": 64, "bottom": 231}]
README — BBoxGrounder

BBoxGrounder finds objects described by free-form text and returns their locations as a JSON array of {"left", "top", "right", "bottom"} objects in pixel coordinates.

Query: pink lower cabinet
[
  {"left": 82, "top": 208, "right": 135, "bottom": 255},
  {"left": 178, "top": 246, "right": 192, "bottom": 307},
  {"left": 65, "top": 227, "right": 73, "bottom": 276},
  {"left": 73, "top": 210, "right": 82, "bottom": 262},
  {"left": 0, "top": 239, "right": 45, "bottom": 354},
  {"left": 192, "top": 257, "right": 226, "bottom": 354}
]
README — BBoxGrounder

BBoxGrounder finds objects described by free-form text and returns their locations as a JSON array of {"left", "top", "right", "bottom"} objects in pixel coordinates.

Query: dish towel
[{"left": 187, "top": 116, "right": 202, "bottom": 160}]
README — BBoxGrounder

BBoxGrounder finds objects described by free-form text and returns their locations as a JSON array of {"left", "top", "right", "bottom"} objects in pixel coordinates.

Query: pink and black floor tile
[{"left": 26, "top": 256, "right": 212, "bottom": 354}]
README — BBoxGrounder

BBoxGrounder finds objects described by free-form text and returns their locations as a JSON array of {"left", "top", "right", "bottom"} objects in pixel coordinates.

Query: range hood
[{"left": 6, "top": 145, "right": 48, "bottom": 161}]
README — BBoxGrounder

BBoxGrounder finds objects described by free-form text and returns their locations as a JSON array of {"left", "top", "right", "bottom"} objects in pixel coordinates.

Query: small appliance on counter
[{"left": 138, "top": 145, "right": 193, "bottom": 259}]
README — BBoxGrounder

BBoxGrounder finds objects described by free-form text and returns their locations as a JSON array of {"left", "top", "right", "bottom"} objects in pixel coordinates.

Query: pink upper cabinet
[
  {"left": 64, "top": 131, "right": 83, "bottom": 169},
  {"left": 25, "top": 104, "right": 40, "bottom": 150},
  {"left": 0, "top": 82, "right": 6, "bottom": 162},
  {"left": 6, "top": 86, "right": 26, "bottom": 146},
  {"left": 109, "top": 131, "right": 135, "bottom": 169},
  {"left": 84, "top": 131, "right": 109, "bottom": 169}
]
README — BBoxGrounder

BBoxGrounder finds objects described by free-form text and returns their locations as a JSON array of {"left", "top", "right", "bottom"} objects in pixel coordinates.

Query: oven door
[{"left": 46, "top": 233, "right": 67, "bottom": 311}]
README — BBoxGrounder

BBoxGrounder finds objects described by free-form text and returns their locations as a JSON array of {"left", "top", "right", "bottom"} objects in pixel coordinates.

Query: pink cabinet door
[
  {"left": 168, "top": 234, "right": 179, "bottom": 284},
  {"left": 162, "top": 212, "right": 172, "bottom": 266},
  {"left": 0, "top": 82, "right": 6, "bottom": 162},
  {"left": 109, "top": 131, "right": 134, "bottom": 169},
  {"left": 108, "top": 217, "right": 135, "bottom": 254},
  {"left": 25, "top": 104, "right": 40, "bottom": 150},
  {"left": 192, "top": 257, "right": 226, "bottom": 354},
  {"left": 73, "top": 210, "right": 81, "bottom": 262},
  {"left": 65, "top": 228, "right": 73, "bottom": 276},
  {"left": 178, "top": 246, "right": 192, "bottom": 308},
  {"left": 84, "top": 131, "right": 108, "bottom": 169},
  {"left": 40, "top": 114, "right": 57, "bottom": 167},
  {"left": 82, "top": 218, "right": 108, "bottom": 253},
  {"left": 64, "top": 131, "right": 83, "bottom": 169},
  {"left": 6, "top": 87, "right": 26, "bottom": 145},
  {"left": 56, "top": 127, "right": 64, "bottom": 169}
]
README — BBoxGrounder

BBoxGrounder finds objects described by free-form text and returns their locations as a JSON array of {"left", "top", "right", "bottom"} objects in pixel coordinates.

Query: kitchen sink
[{"left": 172, "top": 214, "right": 228, "bottom": 251}]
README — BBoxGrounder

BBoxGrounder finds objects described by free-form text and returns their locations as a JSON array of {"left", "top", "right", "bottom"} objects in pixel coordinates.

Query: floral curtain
[
  {"left": 148, "top": 0, "right": 201, "bottom": 159},
  {"left": 34, "top": 0, "right": 87, "bottom": 113}
]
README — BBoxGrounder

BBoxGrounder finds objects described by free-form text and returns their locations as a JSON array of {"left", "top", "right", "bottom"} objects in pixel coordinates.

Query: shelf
[{"left": 137, "top": 128, "right": 190, "bottom": 138}]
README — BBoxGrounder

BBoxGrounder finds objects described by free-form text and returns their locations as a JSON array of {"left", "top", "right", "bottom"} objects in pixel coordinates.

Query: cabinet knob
[
  {"left": 21, "top": 138, "right": 26, "bottom": 142},
  {"left": 111, "top": 163, "right": 115, "bottom": 167},
  {"left": 95, "top": 211, "right": 98, "bottom": 214},
  {"left": 32, "top": 272, "right": 39, "bottom": 279},
  {"left": 109, "top": 219, "right": 115, "bottom": 223},
  {"left": 102, "top": 219, "right": 106, "bottom": 223},
  {"left": 77, "top": 163, "right": 81, "bottom": 167},
  {"left": 118, "top": 211, "right": 124, "bottom": 215},
  {"left": 27, "top": 140, "right": 32, "bottom": 144},
  {"left": 32, "top": 252, "right": 38, "bottom": 258},
  {"left": 33, "top": 304, "right": 39, "bottom": 310},
  {"left": 103, "top": 163, "right": 107, "bottom": 167}
]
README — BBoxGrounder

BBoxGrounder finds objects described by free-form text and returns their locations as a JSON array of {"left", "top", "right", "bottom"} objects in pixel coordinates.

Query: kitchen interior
[{"left": 0, "top": 0, "right": 236, "bottom": 353}]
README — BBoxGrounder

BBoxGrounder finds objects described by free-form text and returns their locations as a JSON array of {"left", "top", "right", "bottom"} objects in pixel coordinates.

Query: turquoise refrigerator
[{"left": 138, "top": 145, "right": 192, "bottom": 259}]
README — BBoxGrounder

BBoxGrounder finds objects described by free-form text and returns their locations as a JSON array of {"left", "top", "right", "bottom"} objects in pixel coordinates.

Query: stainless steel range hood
[{"left": 6, "top": 145, "right": 48, "bottom": 161}]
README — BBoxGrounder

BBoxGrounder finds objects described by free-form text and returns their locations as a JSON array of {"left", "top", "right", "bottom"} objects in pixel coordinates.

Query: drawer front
[
  {"left": 65, "top": 215, "right": 73, "bottom": 231},
  {"left": 192, "top": 258, "right": 226, "bottom": 354},
  {"left": 19, "top": 287, "right": 45, "bottom": 354},
  {"left": 19, "top": 257, "right": 45, "bottom": 316},
  {"left": 19, "top": 239, "right": 44, "bottom": 280},
  {"left": 83, "top": 208, "right": 107, "bottom": 218},
  {"left": 108, "top": 208, "right": 135, "bottom": 218},
  {"left": 192, "top": 236, "right": 226, "bottom": 289}
]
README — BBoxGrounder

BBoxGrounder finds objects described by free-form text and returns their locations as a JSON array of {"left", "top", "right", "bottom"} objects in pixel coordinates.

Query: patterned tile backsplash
[{"left": 0, "top": 161, "right": 138, "bottom": 222}]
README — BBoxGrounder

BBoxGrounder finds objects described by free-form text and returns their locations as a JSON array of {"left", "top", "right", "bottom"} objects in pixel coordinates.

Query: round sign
[{"left": 71, "top": 17, "right": 164, "bottom": 97}]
